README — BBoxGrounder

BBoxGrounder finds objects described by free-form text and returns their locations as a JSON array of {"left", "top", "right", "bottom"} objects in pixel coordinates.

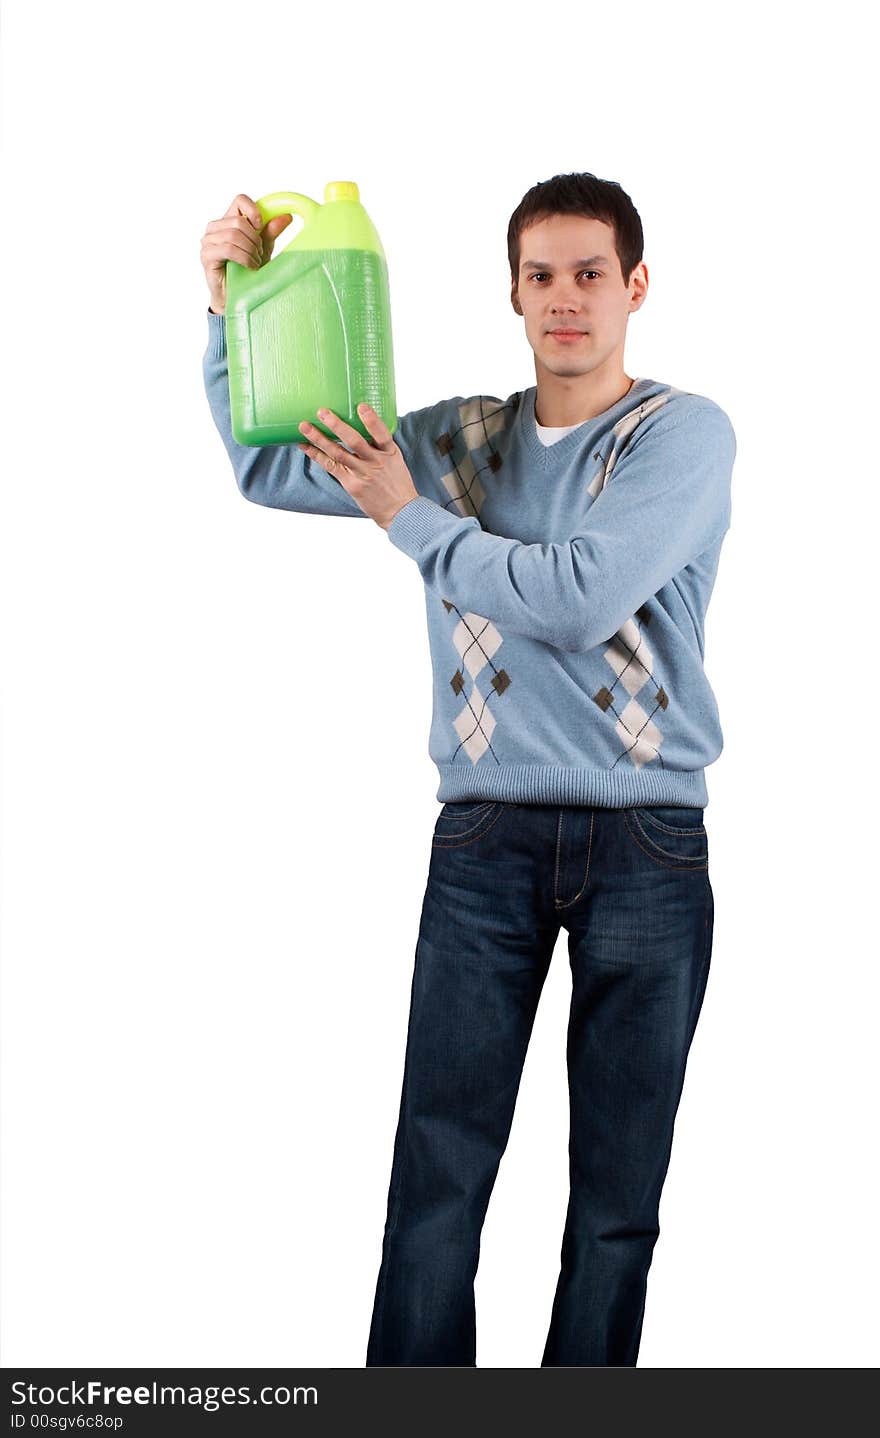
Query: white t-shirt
[
  {"left": 534, "top": 419, "right": 586, "bottom": 447},
  {"left": 534, "top": 379, "right": 640, "bottom": 445}
]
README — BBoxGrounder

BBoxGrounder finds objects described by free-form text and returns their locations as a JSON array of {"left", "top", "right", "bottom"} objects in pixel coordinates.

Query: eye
[{"left": 528, "top": 271, "right": 600, "bottom": 282}]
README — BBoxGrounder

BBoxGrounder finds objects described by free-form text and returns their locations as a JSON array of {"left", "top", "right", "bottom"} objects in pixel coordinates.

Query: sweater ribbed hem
[
  {"left": 207, "top": 307, "right": 226, "bottom": 360},
  {"left": 386, "top": 494, "right": 464, "bottom": 558},
  {"left": 435, "top": 762, "right": 709, "bottom": 808}
]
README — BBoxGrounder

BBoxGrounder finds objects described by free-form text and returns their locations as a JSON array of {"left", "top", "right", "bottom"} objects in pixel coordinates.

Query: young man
[{"left": 200, "top": 171, "right": 736, "bottom": 1367}]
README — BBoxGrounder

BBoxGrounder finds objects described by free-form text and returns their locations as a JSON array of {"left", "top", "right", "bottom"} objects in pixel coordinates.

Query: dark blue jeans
[{"left": 365, "top": 800, "right": 714, "bottom": 1367}]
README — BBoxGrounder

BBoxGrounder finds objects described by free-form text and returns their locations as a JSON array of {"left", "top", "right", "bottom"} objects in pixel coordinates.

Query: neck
[{"left": 534, "top": 354, "right": 635, "bottom": 427}]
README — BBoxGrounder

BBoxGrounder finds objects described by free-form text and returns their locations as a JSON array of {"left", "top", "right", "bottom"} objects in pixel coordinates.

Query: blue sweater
[{"left": 202, "top": 309, "right": 735, "bottom": 808}]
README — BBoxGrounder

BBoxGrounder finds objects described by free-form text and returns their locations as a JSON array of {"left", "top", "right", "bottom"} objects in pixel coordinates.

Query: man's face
[{"left": 510, "top": 214, "right": 647, "bottom": 379}]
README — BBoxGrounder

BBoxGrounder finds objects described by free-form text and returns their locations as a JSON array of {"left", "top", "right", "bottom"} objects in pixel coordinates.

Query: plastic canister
[{"left": 225, "top": 180, "right": 397, "bottom": 447}]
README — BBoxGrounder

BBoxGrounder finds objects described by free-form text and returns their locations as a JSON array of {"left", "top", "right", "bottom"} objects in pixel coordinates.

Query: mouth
[{"left": 548, "top": 329, "right": 588, "bottom": 341}]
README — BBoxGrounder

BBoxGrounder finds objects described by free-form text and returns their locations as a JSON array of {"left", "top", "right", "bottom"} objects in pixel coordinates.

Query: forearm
[
  {"left": 387, "top": 497, "right": 606, "bottom": 650},
  {"left": 385, "top": 406, "right": 735, "bottom": 653}
]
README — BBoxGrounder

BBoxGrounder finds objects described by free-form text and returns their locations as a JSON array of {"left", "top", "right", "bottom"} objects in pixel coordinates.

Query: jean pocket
[
  {"left": 439, "top": 800, "right": 495, "bottom": 817},
  {"left": 623, "top": 806, "right": 708, "bottom": 869},
  {"left": 636, "top": 805, "right": 705, "bottom": 837},
  {"left": 432, "top": 800, "right": 504, "bottom": 849}
]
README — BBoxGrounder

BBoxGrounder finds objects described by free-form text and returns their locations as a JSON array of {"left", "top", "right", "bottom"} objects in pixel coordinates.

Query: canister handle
[{"left": 255, "top": 191, "right": 320, "bottom": 256}]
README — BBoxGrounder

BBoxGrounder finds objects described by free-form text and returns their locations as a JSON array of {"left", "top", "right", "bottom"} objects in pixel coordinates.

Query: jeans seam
[
  {"left": 553, "top": 811, "right": 564, "bottom": 903},
  {"left": 432, "top": 804, "right": 504, "bottom": 849},
  {"left": 554, "top": 810, "right": 595, "bottom": 909},
  {"left": 637, "top": 808, "right": 706, "bottom": 838},
  {"left": 624, "top": 811, "right": 708, "bottom": 870}
]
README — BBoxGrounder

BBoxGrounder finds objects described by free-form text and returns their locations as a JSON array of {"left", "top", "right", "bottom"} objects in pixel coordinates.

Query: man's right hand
[{"left": 200, "top": 193, "right": 293, "bottom": 315}]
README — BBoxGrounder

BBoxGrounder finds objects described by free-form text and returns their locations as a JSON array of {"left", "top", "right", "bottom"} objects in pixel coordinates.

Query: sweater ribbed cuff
[
  {"left": 386, "top": 494, "right": 465, "bottom": 558},
  {"left": 207, "top": 307, "right": 226, "bottom": 360}
]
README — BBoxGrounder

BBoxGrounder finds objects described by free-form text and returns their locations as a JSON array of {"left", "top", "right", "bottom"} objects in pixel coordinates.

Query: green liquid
[{"left": 226, "top": 248, "right": 397, "bottom": 447}]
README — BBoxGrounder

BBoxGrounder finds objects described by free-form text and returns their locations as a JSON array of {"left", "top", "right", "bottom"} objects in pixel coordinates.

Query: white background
[{"left": 1, "top": 0, "right": 876, "bottom": 1369}]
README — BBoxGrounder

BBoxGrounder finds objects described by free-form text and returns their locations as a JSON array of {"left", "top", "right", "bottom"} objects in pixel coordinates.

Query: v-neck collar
[{"left": 521, "top": 378, "right": 657, "bottom": 466}]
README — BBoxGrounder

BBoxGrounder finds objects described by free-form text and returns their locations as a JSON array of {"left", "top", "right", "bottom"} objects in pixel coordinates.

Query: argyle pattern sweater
[{"left": 202, "top": 309, "right": 735, "bottom": 808}]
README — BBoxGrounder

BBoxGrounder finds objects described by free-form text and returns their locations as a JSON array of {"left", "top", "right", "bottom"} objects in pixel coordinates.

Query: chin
[{"left": 548, "top": 359, "right": 592, "bottom": 376}]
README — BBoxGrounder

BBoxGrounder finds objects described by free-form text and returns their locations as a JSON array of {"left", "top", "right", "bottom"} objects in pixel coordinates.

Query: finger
[
  {"left": 203, "top": 236, "right": 262, "bottom": 268},
  {"left": 295, "top": 441, "right": 324, "bottom": 466},
  {"left": 297, "top": 422, "right": 351, "bottom": 466},
  {"left": 227, "top": 214, "right": 265, "bottom": 261},
  {"left": 258, "top": 214, "right": 293, "bottom": 260},
  {"left": 314, "top": 408, "right": 374, "bottom": 459},
  {"left": 202, "top": 223, "right": 262, "bottom": 264},
  {"left": 225, "top": 194, "right": 264, "bottom": 232},
  {"left": 206, "top": 214, "right": 261, "bottom": 240},
  {"left": 296, "top": 440, "right": 344, "bottom": 477},
  {"left": 356, "top": 402, "right": 395, "bottom": 448}
]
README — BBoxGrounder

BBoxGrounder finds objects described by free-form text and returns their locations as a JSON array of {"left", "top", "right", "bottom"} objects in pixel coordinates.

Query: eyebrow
[{"left": 522, "top": 256, "right": 610, "bottom": 270}]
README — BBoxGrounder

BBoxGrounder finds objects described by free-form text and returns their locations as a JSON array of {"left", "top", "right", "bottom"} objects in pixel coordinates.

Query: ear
[
  {"left": 628, "top": 261, "right": 649, "bottom": 312},
  {"left": 510, "top": 277, "right": 523, "bottom": 317}
]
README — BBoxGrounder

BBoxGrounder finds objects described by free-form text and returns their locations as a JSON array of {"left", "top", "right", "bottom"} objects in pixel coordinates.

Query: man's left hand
[{"left": 296, "top": 404, "right": 419, "bottom": 531}]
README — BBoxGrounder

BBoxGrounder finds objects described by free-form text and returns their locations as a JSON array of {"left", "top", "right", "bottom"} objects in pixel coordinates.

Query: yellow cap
[{"left": 324, "top": 180, "right": 360, "bottom": 204}]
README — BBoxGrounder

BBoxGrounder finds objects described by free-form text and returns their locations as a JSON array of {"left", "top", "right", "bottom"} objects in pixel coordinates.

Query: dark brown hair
[{"left": 507, "top": 172, "right": 644, "bottom": 287}]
